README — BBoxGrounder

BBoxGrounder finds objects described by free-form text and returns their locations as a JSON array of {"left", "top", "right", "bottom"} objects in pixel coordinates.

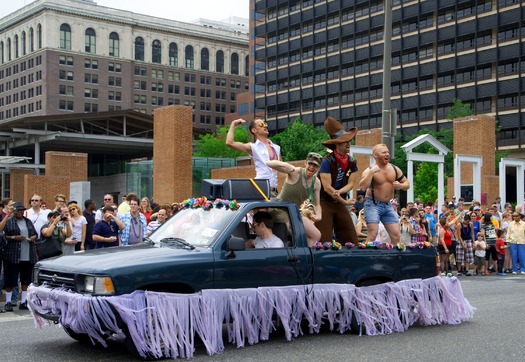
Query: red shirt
[
  {"left": 495, "top": 238, "right": 506, "bottom": 256},
  {"left": 442, "top": 227, "right": 452, "bottom": 247}
]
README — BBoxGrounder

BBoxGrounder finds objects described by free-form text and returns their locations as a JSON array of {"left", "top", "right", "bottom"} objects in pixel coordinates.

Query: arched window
[
  {"left": 0, "top": 41, "right": 4, "bottom": 64},
  {"left": 109, "top": 32, "right": 119, "bottom": 57},
  {"left": 85, "top": 28, "right": 96, "bottom": 53},
  {"left": 201, "top": 48, "right": 209, "bottom": 71},
  {"left": 245, "top": 55, "right": 249, "bottom": 76},
  {"left": 37, "top": 24, "right": 42, "bottom": 49},
  {"left": 169, "top": 42, "right": 178, "bottom": 66},
  {"left": 29, "top": 28, "right": 34, "bottom": 52},
  {"left": 135, "top": 37, "right": 144, "bottom": 61},
  {"left": 60, "top": 23, "right": 71, "bottom": 50},
  {"left": 22, "top": 31, "right": 26, "bottom": 56},
  {"left": 152, "top": 39, "right": 161, "bottom": 64},
  {"left": 14, "top": 35, "right": 19, "bottom": 59},
  {"left": 231, "top": 52, "right": 239, "bottom": 75},
  {"left": 7, "top": 38, "right": 11, "bottom": 62},
  {"left": 185, "top": 45, "right": 194, "bottom": 68},
  {"left": 216, "top": 50, "right": 224, "bottom": 73}
]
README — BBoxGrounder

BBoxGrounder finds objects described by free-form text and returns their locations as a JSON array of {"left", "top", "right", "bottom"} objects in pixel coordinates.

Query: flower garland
[
  {"left": 314, "top": 240, "right": 433, "bottom": 251},
  {"left": 179, "top": 197, "right": 239, "bottom": 211}
]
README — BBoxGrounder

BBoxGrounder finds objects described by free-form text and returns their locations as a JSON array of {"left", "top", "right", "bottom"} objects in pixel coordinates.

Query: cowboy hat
[{"left": 321, "top": 117, "right": 358, "bottom": 149}]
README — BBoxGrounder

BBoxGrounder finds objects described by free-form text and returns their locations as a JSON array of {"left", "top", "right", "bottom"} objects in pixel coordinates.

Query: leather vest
[{"left": 319, "top": 153, "right": 357, "bottom": 202}]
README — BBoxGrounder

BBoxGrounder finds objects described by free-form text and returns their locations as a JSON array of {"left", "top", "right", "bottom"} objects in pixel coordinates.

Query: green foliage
[
  {"left": 447, "top": 98, "right": 472, "bottom": 120},
  {"left": 413, "top": 162, "right": 439, "bottom": 204},
  {"left": 193, "top": 126, "right": 248, "bottom": 158},
  {"left": 271, "top": 118, "right": 329, "bottom": 161}
]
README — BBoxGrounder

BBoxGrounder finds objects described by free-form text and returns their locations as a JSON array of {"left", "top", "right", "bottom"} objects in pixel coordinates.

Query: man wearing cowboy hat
[
  {"left": 359, "top": 144, "right": 410, "bottom": 245},
  {"left": 226, "top": 118, "right": 281, "bottom": 195},
  {"left": 315, "top": 117, "right": 359, "bottom": 244}
]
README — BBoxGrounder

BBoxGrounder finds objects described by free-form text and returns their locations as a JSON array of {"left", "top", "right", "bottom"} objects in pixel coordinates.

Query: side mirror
[{"left": 225, "top": 236, "right": 246, "bottom": 258}]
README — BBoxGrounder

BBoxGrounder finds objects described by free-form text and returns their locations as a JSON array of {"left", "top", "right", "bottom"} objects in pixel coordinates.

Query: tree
[
  {"left": 193, "top": 126, "right": 248, "bottom": 158},
  {"left": 448, "top": 98, "right": 472, "bottom": 119},
  {"left": 271, "top": 118, "right": 328, "bottom": 161}
]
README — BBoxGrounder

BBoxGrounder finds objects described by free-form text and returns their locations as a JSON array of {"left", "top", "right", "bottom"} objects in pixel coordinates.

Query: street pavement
[{"left": 0, "top": 275, "right": 523, "bottom": 361}]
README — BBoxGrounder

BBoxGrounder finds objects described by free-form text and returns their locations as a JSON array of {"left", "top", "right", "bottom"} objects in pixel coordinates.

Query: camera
[{"left": 60, "top": 215, "right": 68, "bottom": 222}]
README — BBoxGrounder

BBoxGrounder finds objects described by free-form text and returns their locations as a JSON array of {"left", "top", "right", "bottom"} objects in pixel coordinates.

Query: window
[
  {"left": 59, "top": 100, "right": 74, "bottom": 110},
  {"left": 108, "top": 62, "right": 122, "bottom": 72},
  {"left": 37, "top": 24, "right": 42, "bottom": 49},
  {"left": 135, "top": 37, "right": 145, "bottom": 61},
  {"left": 185, "top": 45, "right": 194, "bottom": 68},
  {"left": 85, "top": 28, "right": 96, "bottom": 53},
  {"left": 152, "top": 69, "right": 163, "bottom": 79},
  {"left": 84, "top": 74, "right": 99, "bottom": 84},
  {"left": 152, "top": 40, "right": 161, "bottom": 64},
  {"left": 216, "top": 50, "right": 224, "bottom": 73},
  {"left": 84, "top": 59, "right": 98, "bottom": 69},
  {"left": 201, "top": 48, "right": 209, "bottom": 71},
  {"left": 59, "top": 70, "right": 74, "bottom": 81},
  {"left": 84, "top": 88, "right": 98, "bottom": 98},
  {"left": 169, "top": 42, "right": 178, "bottom": 66},
  {"left": 134, "top": 80, "right": 147, "bottom": 90},
  {"left": 134, "top": 66, "right": 147, "bottom": 76},
  {"left": 59, "top": 55, "right": 73, "bottom": 66},
  {"left": 109, "top": 32, "right": 119, "bottom": 57},
  {"left": 108, "top": 77, "right": 122, "bottom": 87},
  {"left": 29, "top": 28, "right": 34, "bottom": 52},
  {"left": 231, "top": 53, "right": 239, "bottom": 75},
  {"left": 60, "top": 24, "right": 71, "bottom": 50},
  {"left": 108, "top": 91, "right": 122, "bottom": 101},
  {"left": 21, "top": 32, "right": 26, "bottom": 56},
  {"left": 59, "top": 85, "right": 74, "bottom": 96},
  {"left": 245, "top": 55, "right": 249, "bottom": 76},
  {"left": 168, "top": 71, "right": 180, "bottom": 81}
]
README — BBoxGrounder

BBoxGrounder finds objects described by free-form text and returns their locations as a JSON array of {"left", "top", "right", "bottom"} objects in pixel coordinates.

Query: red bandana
[{"left": 334, "top": 149, "right": 348, "bottom": 170}]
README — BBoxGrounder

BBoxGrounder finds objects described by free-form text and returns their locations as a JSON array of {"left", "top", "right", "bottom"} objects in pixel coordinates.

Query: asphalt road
[{"left": 0, "top": 275, "right": 523, "bottom": 362}]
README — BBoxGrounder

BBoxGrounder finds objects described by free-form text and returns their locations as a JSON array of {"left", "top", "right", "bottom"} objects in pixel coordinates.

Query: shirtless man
[
  {"left": 359, "top": 144, "right": 410, "bottom": 244},
  {"left": 226, "top": 118, "right": 281, "bottom": 195}
]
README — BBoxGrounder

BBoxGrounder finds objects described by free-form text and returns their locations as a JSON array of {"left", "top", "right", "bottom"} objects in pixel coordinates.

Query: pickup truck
[{"left": 28, "top": 180, "right": 471, "bottom": 359}]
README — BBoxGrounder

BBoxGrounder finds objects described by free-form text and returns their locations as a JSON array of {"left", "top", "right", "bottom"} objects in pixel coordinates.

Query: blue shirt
[
  {"left": 319, "top": 157, "right": 358, "bottom": 189},
  {"left": 93, "top": 219, "right": 120, "bottom": 248}
]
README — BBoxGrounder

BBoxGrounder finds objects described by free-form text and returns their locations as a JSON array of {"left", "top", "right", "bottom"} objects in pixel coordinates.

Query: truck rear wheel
[{"left": 63, "top": 326, "right": 96, "bottom": 345}]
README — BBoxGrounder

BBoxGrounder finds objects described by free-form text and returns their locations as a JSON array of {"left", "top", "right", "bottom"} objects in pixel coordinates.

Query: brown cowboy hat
[{"left": 321, "top": 117, "right": 358, "bottom": 149}]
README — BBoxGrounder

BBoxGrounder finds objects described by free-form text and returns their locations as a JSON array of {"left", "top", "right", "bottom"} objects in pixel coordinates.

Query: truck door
[{"left": 212, "top": 207, "right": 311, "bottom": 289}]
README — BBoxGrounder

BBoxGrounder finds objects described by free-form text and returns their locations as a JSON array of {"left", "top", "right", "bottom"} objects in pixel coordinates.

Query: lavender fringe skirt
[{"left": 28, "top": 276, "right": 474, "bottom": 359}]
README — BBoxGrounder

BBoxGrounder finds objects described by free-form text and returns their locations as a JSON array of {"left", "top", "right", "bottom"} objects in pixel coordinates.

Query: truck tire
[{"left": 63, "top": 326, "right": 97, "bottom": 345}]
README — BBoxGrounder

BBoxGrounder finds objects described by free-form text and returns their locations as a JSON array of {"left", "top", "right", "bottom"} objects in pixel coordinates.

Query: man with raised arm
[
  {"left": 359, "top": 144, "right": 410, "bottom": 245},
  {"left": 226, "top": 118, "right": 281, "bottom": 195}
]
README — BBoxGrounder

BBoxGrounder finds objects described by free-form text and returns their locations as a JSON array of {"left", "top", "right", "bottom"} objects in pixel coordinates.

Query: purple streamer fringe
[{"left": 28, "top": 276, "right": 475, "bottom": 359}]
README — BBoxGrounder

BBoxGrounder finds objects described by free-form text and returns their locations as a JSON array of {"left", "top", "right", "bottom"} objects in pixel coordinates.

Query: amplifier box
[{"left": 201, "top": 179, "right": 270, "bottom": 201}]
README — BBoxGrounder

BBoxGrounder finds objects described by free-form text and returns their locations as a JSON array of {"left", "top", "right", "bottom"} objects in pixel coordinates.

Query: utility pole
[{"left": 381, "top": 0, "right": 395, "bottom": 157}]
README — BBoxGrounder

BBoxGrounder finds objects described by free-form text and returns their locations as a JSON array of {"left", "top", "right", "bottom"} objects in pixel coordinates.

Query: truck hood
[{"left": 35, "top": 243, "right": 205, "bottom": 274}]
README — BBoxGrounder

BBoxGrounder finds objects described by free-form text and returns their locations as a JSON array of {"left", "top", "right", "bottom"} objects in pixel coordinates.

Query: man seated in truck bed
[{"left": 246, "top": 211, "right": 285, "bottom": 249}]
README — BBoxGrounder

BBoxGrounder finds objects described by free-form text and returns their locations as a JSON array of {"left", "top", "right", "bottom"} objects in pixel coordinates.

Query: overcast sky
[{"left": 0, "top": 0, "right": 249, "bottom": 23}]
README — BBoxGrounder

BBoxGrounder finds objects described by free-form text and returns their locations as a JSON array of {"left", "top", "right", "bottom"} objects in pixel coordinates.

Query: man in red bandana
[{"left": 315, "top": 117, "right": 358, "bottom": 244}]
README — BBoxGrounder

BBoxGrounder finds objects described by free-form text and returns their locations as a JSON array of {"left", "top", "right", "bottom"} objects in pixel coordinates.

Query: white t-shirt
[
  {"left": 25, "top": 208, "right": 50, "bottom": 239},
  {"left": 253, "top": 234, "right": 284, "bottom": 248},
  {"left": 71, "top": 216, "right": 88, "bottom": 242}
]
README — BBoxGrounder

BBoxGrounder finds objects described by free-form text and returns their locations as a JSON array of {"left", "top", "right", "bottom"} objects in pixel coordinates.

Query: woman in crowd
[
  {"left": 480, "top": 212, "right": 498, "bottom": 274},
  {"left": 140, "top": 197, "right": 153, "bottom": 224},
  {"left": 399, "top": 214, "right": 414, "bottom": 245},
  {"left": 438, "top": 217, "right": 453, "bottom": 274},
  {"left": 68, "top": 203, "right": 87, "bottom": 251}
]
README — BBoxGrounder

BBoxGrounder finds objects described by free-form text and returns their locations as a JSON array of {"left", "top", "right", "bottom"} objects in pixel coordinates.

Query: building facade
[
  {"left": 252, "top": 0, "right": 524, "bottom": 155},
  {"left": 0, "top": 0, "right": 249, "bottom": 133}
]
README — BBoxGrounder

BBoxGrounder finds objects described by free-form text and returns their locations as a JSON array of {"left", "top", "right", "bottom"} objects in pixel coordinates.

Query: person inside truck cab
[{"left": 246, "top": 211, "right": 284, "bottom": 249}]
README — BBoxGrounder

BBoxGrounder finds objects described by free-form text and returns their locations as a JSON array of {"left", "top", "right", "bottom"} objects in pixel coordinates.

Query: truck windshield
[{"left": 148, "top": 207, "right": 237, "bottom": 247}]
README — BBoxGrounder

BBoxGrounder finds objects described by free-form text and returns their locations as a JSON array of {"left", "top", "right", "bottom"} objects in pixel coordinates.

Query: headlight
[{"left": 84, "top": 276, "right": 115, "bottom": 295}]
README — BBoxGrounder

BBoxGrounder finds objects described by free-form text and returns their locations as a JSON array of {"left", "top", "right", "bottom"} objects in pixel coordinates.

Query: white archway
[
  {"left": 348, "top": 145, "right": 374, "bottom": 199},
  {"left": 499, "top": 158, "right": 525, "bottom": 208},
  {"left": 454, "top": 155, "right": 482, "bottom": 203},
  {"left": 401, "top": 134, "right": 450, "bottom": 204}
]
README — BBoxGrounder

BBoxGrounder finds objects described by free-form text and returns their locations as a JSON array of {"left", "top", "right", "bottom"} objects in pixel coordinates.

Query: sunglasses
[
  {"left": 30, "top": 199, "right": 41, "bottom": 202},
  {"left": 257, "top": 121, "right": 268, "bottom": 128},
  {"left": 104, "top": 198, "right": 112, "bottom": 201},
  {"left": 68, "top": 208, "right": 76, "bottom": 212}
]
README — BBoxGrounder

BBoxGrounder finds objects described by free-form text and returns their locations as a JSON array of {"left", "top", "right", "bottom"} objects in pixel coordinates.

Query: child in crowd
[
  {"left": 473, "top": 232, "right": 487, "bottom": 275},
  {"left": 495, "top": 229, "right": 507, "bottom": 276}
]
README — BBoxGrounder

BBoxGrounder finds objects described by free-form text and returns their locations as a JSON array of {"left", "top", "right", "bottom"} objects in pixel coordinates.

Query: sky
[{"left": 0, "top": 0, "right": 249, "bottom": 22}]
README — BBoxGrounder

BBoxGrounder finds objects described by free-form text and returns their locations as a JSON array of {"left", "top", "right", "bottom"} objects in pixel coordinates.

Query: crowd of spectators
[{"left": 348, "top": 195, "right": 525, "bottom": 277}]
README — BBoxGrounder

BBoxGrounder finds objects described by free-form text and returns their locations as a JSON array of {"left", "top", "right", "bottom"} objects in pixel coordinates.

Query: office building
[{"left": 252, "top": 0, "right": 524, "bottom": 155}]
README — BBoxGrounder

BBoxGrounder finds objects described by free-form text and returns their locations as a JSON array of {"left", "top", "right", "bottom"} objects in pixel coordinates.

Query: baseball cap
[
  {"left": 473, "top": 206, "right": 480, "bottom": 211},
  {"left": 306, "top": 152, "right": 322, "bottom": 166}
]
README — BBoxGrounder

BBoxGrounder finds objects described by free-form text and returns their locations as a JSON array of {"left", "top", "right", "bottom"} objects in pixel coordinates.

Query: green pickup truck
[{"left": 28, "top": 180, "right": 468, "bottom": 360}]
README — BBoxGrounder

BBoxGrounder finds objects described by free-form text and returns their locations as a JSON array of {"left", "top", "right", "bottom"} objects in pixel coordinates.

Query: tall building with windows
[
  {"left": 252, "top": 0, "right": 524, "bottom": 154},
  {"left": 0, "top": 0, "right": 249, "bottom": 132}
]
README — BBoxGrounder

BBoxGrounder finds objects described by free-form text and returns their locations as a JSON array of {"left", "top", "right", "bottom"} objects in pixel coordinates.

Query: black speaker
[{"left": 200, "top": 179, "right": 270, "bottom": 201}]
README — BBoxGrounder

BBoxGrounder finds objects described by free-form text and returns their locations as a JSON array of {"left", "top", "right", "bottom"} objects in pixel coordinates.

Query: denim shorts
[{"left": 363, "top": 197, "right": 400, "bottom": 225}]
